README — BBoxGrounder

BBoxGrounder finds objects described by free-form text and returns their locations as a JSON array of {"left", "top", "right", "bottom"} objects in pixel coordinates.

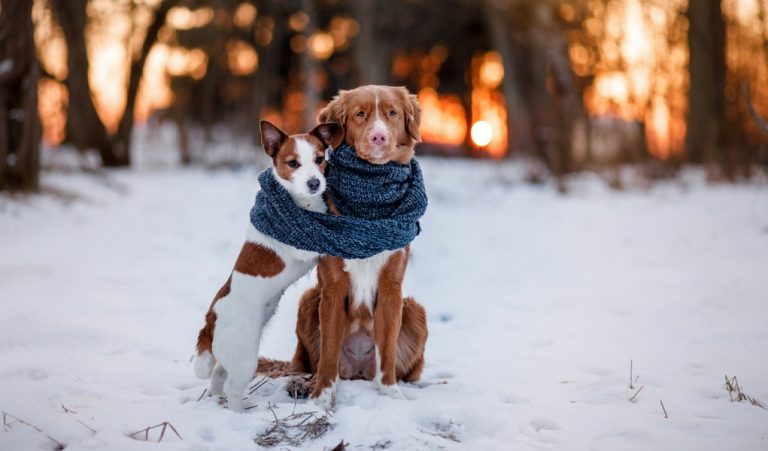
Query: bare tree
[
  {"left": 483, "top": 0, "right": 535, "bottom": 160},
  {"left": 0, "top": 0, "right": 41, "bottom": 191},
  {"left": 50, "top": 0, "right": 177, "bottom": 167},
  {"left": 301, "top": 0, "right": 319, "bottom": 129},
  {"left": 685, "top": 0, "right": 727, "bottom": 167}
]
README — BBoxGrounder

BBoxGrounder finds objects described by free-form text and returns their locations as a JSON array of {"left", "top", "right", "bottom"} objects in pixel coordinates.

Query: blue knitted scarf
[{"left": 250, "top": 143, "right": 428, "bottom": 259}]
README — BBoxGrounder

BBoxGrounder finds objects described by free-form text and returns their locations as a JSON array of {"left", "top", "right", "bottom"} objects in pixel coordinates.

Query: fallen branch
[
  {"left": 1, "top": 411, "right": 65, "bottom": 450},
  {"left": 127, "top": 421, "right": 183, "bottom": 442}
]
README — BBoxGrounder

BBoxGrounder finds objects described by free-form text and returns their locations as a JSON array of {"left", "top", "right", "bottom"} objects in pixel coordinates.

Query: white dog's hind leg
[
  {"left": 194, "top": 351, "right": 215, "bottom": 379},
  {"left": 208, "top": 362, "right": 227, "bottom": 396}
]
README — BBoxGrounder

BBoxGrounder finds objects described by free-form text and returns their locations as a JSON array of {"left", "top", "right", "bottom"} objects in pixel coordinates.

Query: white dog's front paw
[
  {"left": 226, "top": 396, "right": 245, "bottom": 413},
  {"left": 378, "top": 382, "right": 406, "bottom": 400},
  {"left": 313, "top": 384, "right": 336, "bottom": 411}
]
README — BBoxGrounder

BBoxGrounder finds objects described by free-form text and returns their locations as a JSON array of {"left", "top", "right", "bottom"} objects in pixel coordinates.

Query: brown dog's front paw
[
  {"left": 285, "top": 375, "right": 314, "bottom": 399},
  {"left": 310, "top": 381, "right": 337, "bottom": 410}
]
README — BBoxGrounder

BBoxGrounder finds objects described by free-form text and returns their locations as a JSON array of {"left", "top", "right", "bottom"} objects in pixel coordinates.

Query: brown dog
[{"left": 287, "top": 86, "right": 428, "bottom": 410}]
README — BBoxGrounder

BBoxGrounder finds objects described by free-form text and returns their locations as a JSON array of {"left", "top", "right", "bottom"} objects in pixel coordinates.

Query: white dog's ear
[
  {"left": 317, "top": 91, "right": 350, "bottom": 125},
  {"left": 260, "top": 120, "right": 288, "bottom": 158},
  {"left": 310, "top": 122, "right": 344, "bottom": 149}
]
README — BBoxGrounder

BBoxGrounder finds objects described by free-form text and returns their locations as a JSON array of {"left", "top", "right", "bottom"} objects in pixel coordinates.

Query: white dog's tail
[{"left": 193, "top": 351, "right": 215, "bottom": 379}]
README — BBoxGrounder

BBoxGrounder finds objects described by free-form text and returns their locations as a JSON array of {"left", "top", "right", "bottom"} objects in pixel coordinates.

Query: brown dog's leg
[
  {"left": 396, "top": 297, "right": 428, "bottom": 382},
  {"left": 290, "top": 286, "right": 322, "bottom": 373},
  {"left": 373, "top": 251, "right": 409, "bottom": 396},
  {"left": 310, "top": 259, "right": 350, "bottom": 408}
]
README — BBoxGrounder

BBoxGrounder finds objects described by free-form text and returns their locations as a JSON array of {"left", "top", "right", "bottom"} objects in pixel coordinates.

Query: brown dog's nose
[{"left": 369, "top": 131, "right": 387, "bottom": 146}]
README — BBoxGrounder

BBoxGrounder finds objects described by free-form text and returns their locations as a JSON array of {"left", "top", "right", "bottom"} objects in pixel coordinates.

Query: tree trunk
[
  {"left": 483, "top": 0, "right": 535, "bottom": 160},
  {"left": 525, "top": 3, "right": 585, "bottom": 190},
  {"left": 685, "top": 0, "right": 727, "bottom": 168},
  {"left": 51, "top": 0, "right": 175, "bottom": 167},
  {"left": 0, "top": 0, "right": 41, "bottom": 191},
  {"left": 301, "top": 0, "right": 319, "bottom": 129},
  {"left": 112, "top": 0, "right": 178, "bottom": 167},
  {"left": 252, "top": 1, "right": 288, "bottom": 143},
  {"left": 351, "top": 0, "right": 382, "bottom": 85},
  {"left": 49, "top": 0, "right": 113, "bottom": 162}
]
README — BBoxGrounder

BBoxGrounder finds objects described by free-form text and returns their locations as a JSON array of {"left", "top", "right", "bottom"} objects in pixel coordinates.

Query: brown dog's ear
[
  {"left": 317, "top": 91, "right": 349, "bottom": 125},
  {"left": 260, "top": 120, "right": 288, "bottom": 158},
  {"left": 310, "top": 122, "right": 345, "bottom": 149},
  {"left": 404, "top": 92, "right": 421, "bottom": 143}
]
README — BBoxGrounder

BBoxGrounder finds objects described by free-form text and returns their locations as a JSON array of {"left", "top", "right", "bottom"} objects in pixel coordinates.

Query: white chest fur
[{"left": 344, "top": 249, "right": 399, "bottom": 312}]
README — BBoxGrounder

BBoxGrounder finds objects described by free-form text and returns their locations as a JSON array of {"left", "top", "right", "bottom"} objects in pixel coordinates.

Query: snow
[{"left": 1, "top": 155, "right": 767, "bottom": 450}]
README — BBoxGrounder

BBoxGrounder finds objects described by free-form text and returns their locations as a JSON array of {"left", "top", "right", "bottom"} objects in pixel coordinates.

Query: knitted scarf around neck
[{"left": 250, "top": 143, "right": 428, "bottom": 259}]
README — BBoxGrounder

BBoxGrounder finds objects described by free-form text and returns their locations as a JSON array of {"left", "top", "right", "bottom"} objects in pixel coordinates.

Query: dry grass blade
[
  {"left": 128, "top": 421, "right": 183, "bottom": 442},
  {"left": 419, "top": 420, "right": 461, "bottom": 443},
  {"left": 196, "top": 388, "right": 207, "bottom": 402},
  {"left": 725, "top": 375, "right": 766, "bottom": 410},
  {"left": 76, "top": 419, "right": 97, "bottom": 434},
  {"left": 249, "top": 375, "right": 271, "bottom": 395},
  {"left": 254, "top": 408, "right": 333, "bottom": 448},
  {"left": 629, "top": 360, "right": 634, "bottom": 389},
  {"left": 2, "top": 410, "right": 66, "bottom": 450},
  {"left": 660, "top": 400, "right": 669, "bottom": 419},
  {"left": 628, "top": 385, "right": 645, "bottom": 402}
]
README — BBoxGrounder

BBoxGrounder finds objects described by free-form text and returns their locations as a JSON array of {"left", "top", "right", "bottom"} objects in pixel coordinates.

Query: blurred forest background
[{"left": 1, "top": 0, "right": 768, "bottom": 192}]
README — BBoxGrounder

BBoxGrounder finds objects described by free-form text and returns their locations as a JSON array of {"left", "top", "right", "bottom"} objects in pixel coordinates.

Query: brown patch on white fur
[
  {"left": 196, "top": 275, "right": 232, "bottom": 354},
  {"left": 234, "top": 242, "right": 285, "bottom": 277},
  {"left": 318, "top": 85, "right": 420, "bottom": 165}
]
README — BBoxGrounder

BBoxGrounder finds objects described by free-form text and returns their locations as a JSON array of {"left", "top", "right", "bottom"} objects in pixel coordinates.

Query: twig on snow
[
  {"left": 628, "top": 385, "right": 645, "bottom": 402},
  {"left": 725, "top": 375, "right": 766, "bottom": 409},
  {"left": 127, "top": 421, "right": 183, "bottom": 442},
  {"left": 1, "top": 410, "right": 66, "bottom": 450},
  {"left": 660, "top": 400, "right": 669, "bottom": 419}
]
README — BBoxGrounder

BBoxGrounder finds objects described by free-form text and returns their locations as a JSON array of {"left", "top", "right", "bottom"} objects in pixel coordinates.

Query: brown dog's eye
[
  {"left": 389, "top": 110, "right": 397, "bottom": 117},
  {"left": 355, "top": 111, "right": 365, "bottom": 118},
  {"left": 314, "top": 156, "right": 324, "bottom": 164},
  {"left": 287, "top": 160, "right": 300, "bottom": 168}
]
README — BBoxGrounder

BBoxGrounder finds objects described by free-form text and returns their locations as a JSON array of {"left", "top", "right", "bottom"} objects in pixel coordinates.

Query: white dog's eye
[{"left": 314, "top": 156, "right": 324, "bottom": 164}]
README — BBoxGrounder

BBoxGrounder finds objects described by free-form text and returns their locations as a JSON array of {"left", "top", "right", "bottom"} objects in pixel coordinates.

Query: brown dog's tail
[{"left": 257, "top": 357, "right": 294, "bottom": 378}]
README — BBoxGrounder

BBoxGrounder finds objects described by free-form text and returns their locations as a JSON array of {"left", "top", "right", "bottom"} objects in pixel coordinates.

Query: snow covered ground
[{"left": 1, "top": 155, "right": 767, "bottom": 450}]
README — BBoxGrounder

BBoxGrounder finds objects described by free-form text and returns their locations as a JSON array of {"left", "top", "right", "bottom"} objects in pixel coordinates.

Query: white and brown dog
[{"left": 193, "top": 120, "right": 342, "bottom": 412}]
